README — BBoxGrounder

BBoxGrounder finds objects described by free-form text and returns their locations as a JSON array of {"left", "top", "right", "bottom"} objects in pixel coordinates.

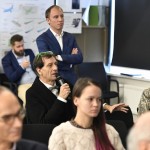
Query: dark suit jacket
[
  {"left": 16, "top": 139, "right": 48, "bottom": 150},
  {"left": 26, "top": 77, "right": 74, "bottom": 125},
  {"left": 36, "top": 29, "right": 83, "bottom": 85},
  {"left": 2, "top": 49, "right": 35, "bottom": 84},
  {"left": 105, "top": 106, "right": 134, "bottom": 130}
]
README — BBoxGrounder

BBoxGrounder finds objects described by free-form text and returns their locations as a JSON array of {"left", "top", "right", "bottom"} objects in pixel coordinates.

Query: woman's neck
[{"left": 74, "top": 115, "right": 93, "bottom": 129}]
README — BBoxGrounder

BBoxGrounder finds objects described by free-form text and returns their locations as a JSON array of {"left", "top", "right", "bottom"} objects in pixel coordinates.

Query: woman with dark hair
[{"left": 48, "top": 77, "right": 124, "bottom": 150}]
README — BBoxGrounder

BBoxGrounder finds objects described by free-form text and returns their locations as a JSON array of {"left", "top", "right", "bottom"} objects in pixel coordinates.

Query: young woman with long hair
[{"left": 48, "top": 77, "right": 124, "bottom": 150}]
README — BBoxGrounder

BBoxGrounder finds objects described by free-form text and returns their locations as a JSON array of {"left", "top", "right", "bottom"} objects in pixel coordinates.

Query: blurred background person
[
  {"left": 127, "top": 111, "right": 150, "bottom": 150},
  {"left": 137, "top": 88, "right": 150, "bottom": 116},
  {"left": 2, "top": 34, "right": 36, "bottom": 86},
  {"left": 0, "top": 86, "right": 48, "bottom": 150}
]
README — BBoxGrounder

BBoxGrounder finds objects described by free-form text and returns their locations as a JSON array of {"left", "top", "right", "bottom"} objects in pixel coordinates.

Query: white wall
[{"left": 110, "top": 74, "right": 150, "bottom": 115}]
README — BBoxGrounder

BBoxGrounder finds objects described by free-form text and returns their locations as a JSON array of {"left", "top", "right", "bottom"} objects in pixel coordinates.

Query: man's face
[
  {"left": 46, "top": 7, "right": 64, "bottom": 33},
  {"left": 12, "top": 40, "right": 24, "bottom": 57},
  {"left": 37, "top": 57, "right": 58, "bottom": 84},
  {"left": 0, "top": 90, "right": 23, "bottom": 144}
]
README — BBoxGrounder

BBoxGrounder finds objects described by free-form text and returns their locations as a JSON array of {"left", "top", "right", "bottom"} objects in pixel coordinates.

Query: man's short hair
[
  {"left": 10, "top": 34, "right": 23, "bottom": 46},
  {"left": 45, "top": 5, "right": 63, "bottom": 18},
  {"left": 33, "top": 51, "right": 56, "bottom": 76}
]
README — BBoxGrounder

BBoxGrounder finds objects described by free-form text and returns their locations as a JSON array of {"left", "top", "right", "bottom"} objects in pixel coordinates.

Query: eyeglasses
[
  {"left": 0, "top": 108, "right": 26, "bottom": 124},
  {"left": 36, "top": 51, "right": 54, "bottom": 61}
]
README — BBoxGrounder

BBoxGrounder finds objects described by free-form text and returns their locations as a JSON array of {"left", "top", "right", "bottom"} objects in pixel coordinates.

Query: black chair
[
  {"left": 105, "top": 106, "right": 134, "bottom": 131},
  {"left": 76, "top": 62, "right": 120, "bottom": 104},
  {"left": 106, "top": 120, "right": 128, "bottom": 149},
  {"left": 22, "top": 124, "right": 56, "bottom": 145}
]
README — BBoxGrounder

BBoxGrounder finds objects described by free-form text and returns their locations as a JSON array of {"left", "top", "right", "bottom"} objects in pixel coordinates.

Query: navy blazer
[
  {"left": 16, "top": 139, "right": 48, "bottom": 150},
  {"left": 2, "top": 49, "right": 35, "bottom": 84},
  {"left": 36, "top": 29, "right": 83, "bottom": 85},
  {"left": 26, "top": 77, "right": 74, "bottom": 125}
]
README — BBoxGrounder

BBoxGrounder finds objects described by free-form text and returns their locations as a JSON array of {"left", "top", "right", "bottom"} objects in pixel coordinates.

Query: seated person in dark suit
[
  {"left": 103, "top": 103, "right": 134, "bottom": 131},
  {"left": 2, "top": 34, "right": 36, "bottom": 85},
  {"left": 26, "top": 51, "right": 74, "bottom": 125},
  {"left": 0, "top": 86, "right": 48, "bottom": 150},
  {"left": 103, "top": 103, "right": 134, "bottom": 148}
]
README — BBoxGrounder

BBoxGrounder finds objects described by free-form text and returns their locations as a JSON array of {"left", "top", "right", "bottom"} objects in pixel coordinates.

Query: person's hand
[
  {"left": 104, "top": 103, "right": 129, "bottom": 113},
  {"left": 71, "top": 48, "right": 78, "bottom": 54},
  {"left": 21, "top": 60, "right": 30, "bottom": 69},
  {"left": 58, "top": 83, "right": 71, "bottom": 99}
]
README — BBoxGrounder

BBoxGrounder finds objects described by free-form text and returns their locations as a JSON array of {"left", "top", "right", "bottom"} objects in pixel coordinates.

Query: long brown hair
[{"left": 72, "top": 77, "right": 114, "bottom": 150}]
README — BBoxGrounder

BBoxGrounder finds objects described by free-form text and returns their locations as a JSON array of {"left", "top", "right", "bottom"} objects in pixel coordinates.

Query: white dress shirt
[{"left": 12, "top": 51, "right": 36, "bottom": 84}]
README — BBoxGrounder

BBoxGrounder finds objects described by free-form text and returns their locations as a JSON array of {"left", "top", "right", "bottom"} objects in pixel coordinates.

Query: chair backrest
[
  {"left": 18, "top": 83, "right": 32, "bottom": 108},
  {"left": 22, "top": 124, "right": 56, "bottom": 145},
  {"left": 106, "top": 120, "right": 128, "bottom": 149},
  {"left": 77, "top": 62, "right": 109, "bottom": 92}
]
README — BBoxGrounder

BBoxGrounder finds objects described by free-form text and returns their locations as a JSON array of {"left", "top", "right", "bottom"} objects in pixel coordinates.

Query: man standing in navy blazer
[
  {"left": 2, "top": 34, "right": 36, "bottom": 85},
  {"left": 36, "top": 5, "right": 83, "bottom": 85}
]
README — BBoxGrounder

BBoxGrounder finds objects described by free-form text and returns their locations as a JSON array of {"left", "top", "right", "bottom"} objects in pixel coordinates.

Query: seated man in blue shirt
[{"left": 2, "top": 34, "right": 36, "bottom": 85}]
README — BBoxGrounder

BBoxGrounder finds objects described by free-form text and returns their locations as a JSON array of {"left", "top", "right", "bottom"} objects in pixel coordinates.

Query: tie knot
[
  {"left": 49, "top": 86, "right": 59, "bottom": 96},
  {"left": 49, "top": 86, "right": 58, "bottom": 91}
]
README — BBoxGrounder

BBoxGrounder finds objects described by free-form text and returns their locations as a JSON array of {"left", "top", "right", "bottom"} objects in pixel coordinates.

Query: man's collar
[
  {"left": 39, "top": 79, "right": 56, "bottom": 89},
  {"left": 50, "top": 28, "right": 64, "bottom": 37},
  {"left": 12, "top": 143, "right": 16, "bottom": 150}
]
